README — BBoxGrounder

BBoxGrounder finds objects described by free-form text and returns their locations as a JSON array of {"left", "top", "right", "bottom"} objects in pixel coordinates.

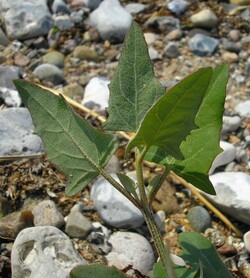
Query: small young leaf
[
  {"left": 70, "top": 264, "right": 128, "bottom": 278},
  {"left": 103, "top": 21, "right": 165, "bottom": 132},
  {"left": 174, "top": 232, "right": 233, "bottom": 278},
  {"left": 14, "top": 80, "right": 118, "bottom": 196},
  {"left": 116, "top": 173, "right": 137, "bottom": 197},
  {"left": 127, "top": 68, "right": 213, "bottom": 160},
  {"left": 146, "top": 65, "right": 228, "bottom": 194}
]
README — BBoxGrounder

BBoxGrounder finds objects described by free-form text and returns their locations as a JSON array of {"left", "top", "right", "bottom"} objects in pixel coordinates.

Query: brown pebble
[
  {"left": 14, "top": 54, "right": 30, "bottom": 67},
  {"left": 217, "top": 243, "right": 237, "bottom": 256}
]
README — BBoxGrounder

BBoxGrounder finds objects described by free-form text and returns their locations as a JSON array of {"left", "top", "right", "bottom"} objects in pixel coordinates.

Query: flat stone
[
  {"left": 90, "top": 174, "right": 144, "bottom": 228},
  {"left": 190, "top": 9, "right": 219, "bottom": 29},
  {"left": 11, "top": 226, "right": 88, "bottom": 278},
  {"left": 33, "top": 63, "right": 65, "bottom": 85},
  {"left": 0, "top": 108, "right": 44, "bottom": 156},
  {"left": 0, "top": 210, "right": 33, "bottom": 240},
  {"left": 188, "top": 34, "right": 219, "bottom": 56},
  {"left": 32, "top": 200, "right": 65, "bottom": 228},
  {"left": 2, "top": 0, "right": 53, "bottom": 40},
  {"left": 187, "top": 206, "right": 211, "bottom": 232},
  {"left": 222, "top": 116, "right": 241, "bottom": 134},
  {"left": 207, "top": 172, "right": 250, "bottom": 224},
  {"left": 0, "top": 66, "right": 20, "bottom": 89},
  {"left": 89, "top": 0, "right": 132, "bottom": 43},
  {"left": 125, "top": 3, "right": 147, "bottom": 14},
  {"left": 235, "top": 100, "right": 250, "bottom": 117},
  {"left": 167, "top": 0, "right": 189, "bottom": 16},
  {"left": 209, "top": 141, "right": 237, "bottom": 174},
  {"left": 65, "top": 211, "right": 92, "bottom": 239},
  {"left": 72, "top": 46, "right": 100, "bottom": 62},
  {"left": 105, "top": 231, "right": 155, "bottom": 276},
  {"left": 82, "top": 0, "right": 102, "bottom": 10},
  {"left": 144, "top": 33, "right": 159, "bottom": 45},
  {"left": 42, "top": 51, "right": 65, "bottom": 68}
]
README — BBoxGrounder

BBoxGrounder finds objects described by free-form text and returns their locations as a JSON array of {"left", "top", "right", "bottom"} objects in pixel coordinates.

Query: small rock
[
  {"left": 145, "top": 16, "right": 180, "bottom": 33},
  {"left": 0, "top": 210, "right": 33, "bottom": 240},
  {"left": 228, "top": 29, "right": 241, "bottom": 42},
  {"left": 0, "top": 196, "right": 13, "bottom": 218},
  {"left": 90, "top": 174, "right": 144, "bottom": 229},
  {"left": 217, "top": 243, "right": 237, "bottom": 256},
  {"left": 187, "top": 206, "right": 211, "bottom": 232},
  {"left": 244, "top": 231, "right": 250, "bottom": 253},
  {"left": 0, "top": 66, "right": 20, "bottom": 89},
  {"left": 235, "top": 100, "right": 250, "bottom": 117},
  {"left": 148, "top": 46, "right": 161, "bottom": 60},
  {"left": 11, "top": 226, "right": 88, "bottom": 278},
  {"left": 167, "top": 0, "right": 189, "bottom": 16},
  {"left": 222, "top": 51, "right": 239, "bottom": 63},
  {"left": 89, "top": 0, "right": 133, "bottom": 43},
  {"left": 81, "top": 77, "right": 110, "bottom": 111},
  {"left": 105, "top": 231, "right": 155, "bottom": 276},
  {"left": 72, "top": 45, "right": 100, "bottom": 62},
  {"left": 62, "top": 83, "right": 84, "bottom": 98},
  {"left": 70, "top": 10, "right": 85, "bottom": 24},
  {"left": 207, "top": 172, "right": 250, "bottom": 224},
  {"left": 53, "top": 14, "right": 74, "bottom": 31},
  {"left": 222, "top": 116, "right": 241, "bottom": 134},
  {"left": 204, "top": 228, "right": 225, "bottom": 247},
  {"left": 42, "top": 51, "right": 65, "bottom": 68},
  {"left": 165, "top": 29, "right": 183, "bottom": 41},
  {"left": 235, "top": 75, "right": 245, "bottom": 85},
  {"left": 164, "top": 42, "right": 179, "bottom": 58},
  {"left": 144, "top": 33, "right": 159, "bottom": 45},
  {"left": 221, "top": 38, "right": 241, "bottom": 53},
  {"left": 14, "top": 54, "right": 30, "bottom": 67},
  {"left": 33, "top": 63, "right": 65, "bottom": 85},
  {"left": 82, "top": 0, "right": 102, "bottom": 10},
  {"left": 188, "top": 34, "right": 219, "bottom": 56},
  {"left": 32, "top": 200, "right": 65, "bottom": 228},
  {"left": 125, "top": 3, "right": 146, "bottom": 14},
  {"left": 0, "top": 87, "right": 21, "bottom": 107},
  {"left": 0, "top": 108, "right": 44, "bottom": 156},
  {"left": 65, "top": 211, "right": 92, "bottom": 239},
  {"left": 209, "top": 141, "right": 237, "bottom": 174},
  {"left": 52, "top": 0, "right": 70, "bottom": 14},
  {"left": 190, "top": 9, "right": 219, "bottom": 29}
]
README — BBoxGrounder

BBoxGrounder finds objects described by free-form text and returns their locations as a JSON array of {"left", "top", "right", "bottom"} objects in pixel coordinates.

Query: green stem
[{"left": 135, "top": 148, "right": 176, "bottom": 278}]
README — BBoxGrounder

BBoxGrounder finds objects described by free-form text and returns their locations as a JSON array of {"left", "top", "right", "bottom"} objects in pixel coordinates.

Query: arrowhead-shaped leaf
[
  {"left": 103, "top": 21, "right": 165, "bottom": 132},
  {"left": 145, "top": 65, "right": 228, "bottom": 194},
  {"left": 127, "top": 68, "right": 213, "bottom": 160},
  {"left": 14, "top": 80, "right": 118, "bottom": 196}
]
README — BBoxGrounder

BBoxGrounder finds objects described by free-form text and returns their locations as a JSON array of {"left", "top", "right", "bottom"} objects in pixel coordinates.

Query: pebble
[
  {"left": 32, "top": 200, "right": 65, "bottom": 228},
  {"left": 164, "top": 42, "right": 179, "bottom": 58},
  {"left": 235, "top": 100, "right": 250, "bottom": 117},
  {"left": 89, "top": 0, "right": 133, "bottom": 42},
  {"left": 222, "top": 51, "right": 239, "bottom": 63},
  {"left": 72, "top": 45, "right": 100, "bottom": 62},
  {"left": 42, "top": 51, "right": 65, "bottom": 68},
  {"left": 204, "top": 228, "right": 225, "bottom": 247},
  {"left": 62, "top": 82, "right": 84, "bottom": 98},
  {"left": 145, "top": 16, "right": 180, "bottom": 32},
  {"left": 53, "top": 14, "right": 74, "bottom": 31},
  {"left": 167, "top": 0, "right": 189, "bottom": 16},
  {"left": 222, "top": 116, "right": 241, "bottom": 134},
  {"left": 0, "top": 108, "right": 44, "bottom": 156},
  {"left": 65, "top": 211, "right": 92, "bottom": 239},
  {"left": 208, "top": 172, "right": 250, "bottom": 224},
  {"left": 33, "top": 63, "right": 65, "bottom": 85},
  {"left": 188, "top": 34, "right": 219, "bottom": 56},
  {"left": 144, "top": 33, "right": 159, "bottom": 45},
  {"left": 2, "top": 0, "right": 53, "bottom": 40},
  {"left": 0, "top": 196, "right": 13, "bottom": 218},
  {"left": 52, "top": 0, "right": 70, "bottom": 14},
  {"left": 228, "top": 29, "right": 241, "bottom": 42},
  {"left": 0, "top": 87, "right": 21, "bottom": 107},
  {"left": 148, "top": 46, "right": 161, "bottom": 60},
  {"left": 187, "top": 206, "right": 211, "bottom": 232},
  {"left": 244, "top": 231, "right": 250, "bottom": 253},
  {"left": 221, "top": 38, "right": 241, "bottom": 53},
  {"left": 165, "top": 29, "right": 183, "bottom": 41},
  {"left": 11, "top": 226, "right": 88, "bottom": 278},
  {"left": 82, "top": 0, "right": 102, "bottom": 10},
  {"left": 190, "top": 9, "right": 219, "bottom": 29},
  {"left": 125, "top": 3, "right": 147, "bottom": 15},
  {"left": 217, "top": 243, "right": 238, "bottom": 256},
  {"left": 0, "top": 66, "right": 20, "bottom": 89},
  {"left": 105, "top": 231, "right": 155, "bottom": 276},
  {"left": 0, "top": 210, "right": 33, "bottom": 240},
  {"left": 81, "top": 77, "right": 110, "bottom": 111},
  {"left": 209, "top": 141, "right": 237, "bottom": 174},
  {"left": 90, "top": 174, "right": 144, "bottom": 229}
]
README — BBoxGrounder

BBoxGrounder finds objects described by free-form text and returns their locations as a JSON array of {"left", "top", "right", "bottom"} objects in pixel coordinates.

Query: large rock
[
  {"left": 105, "top": 231, "right": 155, "bottom": 276},
  {"left": 11, "top": 226, "right": 87, "bottom": 278},
  {"left": 0, "top": 108, "right": 44, "bottom": 156},
  {"left": 207, "top": 172, "right": 250, "bottom": 224},
  {"left": 1, "top": 0, "right": 53, "bottom": 40},
  {"left": 89, "top": 0, "right": 132, "bottom": 42},
  {"left": 90, "top": 174, "right": 144, "bottom": 228}
]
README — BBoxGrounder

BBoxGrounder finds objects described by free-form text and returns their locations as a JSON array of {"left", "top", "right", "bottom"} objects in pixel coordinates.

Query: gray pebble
[
  {"left": 164, "top": 42, "right": 179, "bottom": 58},
  {"left": 187, "top": 206, "right": 211, "bottom": 232},
  {"left": 188, "top": 34, "right": 219, "bottom": 56},
  {"left": 33, "top": 63, "right": 65, "bottom": 85}
]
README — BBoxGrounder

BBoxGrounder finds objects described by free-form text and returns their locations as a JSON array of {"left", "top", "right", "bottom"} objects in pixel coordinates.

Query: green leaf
[
  {"left": 174, "top": 232, "right": 232, "bottom": 278},
  {"left": 127, "top": 68, "right": 213, "bottom": 160},
  {"left": 116, "top": 173, "right": 137, "bottom": 198},
  {"left": 103, "top": 21, "right": 165, "bottom": 132},
  {"left": 70, "top": 264, "right": 128, "bottom": 278},
  {"left": 146, "top": 65, "right": 228, "bottom": 194},
  {"left": 14, "top": 80, "right": 118, "bottom": 196}
]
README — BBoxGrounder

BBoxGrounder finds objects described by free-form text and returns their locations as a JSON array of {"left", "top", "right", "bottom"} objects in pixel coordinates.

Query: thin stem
[{"left": 135, "top": 147, "right": 176, "bottom": 278}]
